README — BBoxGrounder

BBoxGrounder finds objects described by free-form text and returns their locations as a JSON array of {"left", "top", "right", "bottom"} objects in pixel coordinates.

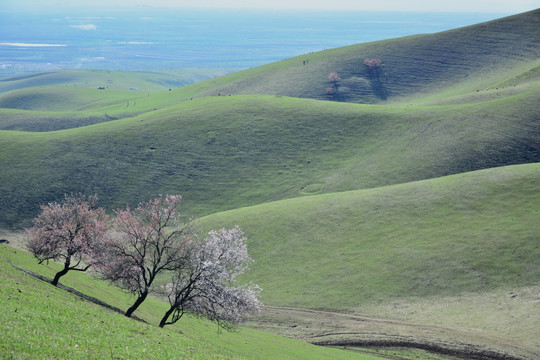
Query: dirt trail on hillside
[{"left": 250, "top": 306, "right": 537, "bottom": 360}]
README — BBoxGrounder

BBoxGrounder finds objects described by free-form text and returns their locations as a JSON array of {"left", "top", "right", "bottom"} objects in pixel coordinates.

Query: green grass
[
  {"left": 158, "top": 9, "right": 540, "bottom": 105},
  {"left": 196, "top": 163, "right": 540, "bottom": 310},
  {"left": 1, "top": 89, "right": 538, "bottom": 228},
  {"left": 1, "top": 10, "right": 538, "bottom": 228},
  {"left": 0, "top": 69, "right": 230, "bottom": 131},
  {"left": 0, "top": 68, "right": 228, "bottom": 96},
  {"left": 0, "top": 245, "right": 382, "bottom": 360}
]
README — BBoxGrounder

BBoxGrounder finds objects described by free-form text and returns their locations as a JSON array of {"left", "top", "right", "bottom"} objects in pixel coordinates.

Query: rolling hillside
[
  {"left": 0, "top": 245, "right": 381, "bottom": 360},
  {"left": 0, "top": 68, "right": 226, "bottom": 96},
  {"left": 196, "top": 163, "right": 539, "bottom": 359},
  {"left": 0, "top": 9, "right": 538, "bottom": 359},
  {"left": 2, "top": 164, "right": 537, "bottom": 358},
  {"left": 0, "top": 69, "right": 228, "bottom": 131},
  {"left": 198, "top": 163, "right": 540, "bottom": 308},
  {"left": 176, "top": 9, "right": 540, "bottom": 104},
  {"left": 1, "top": 10, "right": 538, "bottom": 133},
  {"left": 1, "top": 88, "right": 538, "bottom": 228},
  {"left": 0, "top": 8, "right": 537, "bottom": 246}
]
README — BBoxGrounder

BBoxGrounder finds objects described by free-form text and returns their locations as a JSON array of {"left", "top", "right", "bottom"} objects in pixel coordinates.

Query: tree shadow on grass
[
  {"left": 9, "top": 261, "right": 147, "bottom": 323},
  {"left": 364, "top": 58, "right": 388, "bottom": 101},
  {"left": 370, "top": 77, "right": 388, "bottom": 101}
]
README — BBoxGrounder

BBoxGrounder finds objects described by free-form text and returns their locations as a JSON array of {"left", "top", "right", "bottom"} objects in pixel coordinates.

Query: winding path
[{"left": 250, "top": 306, "right": 535, "bottom": 360}]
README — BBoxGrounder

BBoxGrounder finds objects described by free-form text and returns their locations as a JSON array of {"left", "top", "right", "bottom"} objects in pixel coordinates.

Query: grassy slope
[
  {"left": 1, "top": 87, "right": 538, "bottom": 228},
  {"left": 0, "top": 245, "right": 381, "bottom": 360},
  {"left": 170, "top": 9, "right": 540, "bottom": 104},
  {"left": 201, "top": 163, "right": 540, "bottom": 358},
  {"left": 0, "top": 10, "right": 537, "bottom": 228},
  {"left": 0, "top": 69, "right": 228, "bottom": 131},
  {"left": 0, "top": 68, "right": 228, "bottom": 96},
  {"left": 1, "top": 10, "right": 538, "bottom": 133},
  {"left": 196, "top": 163, "right": 540, "bottom": 309}
]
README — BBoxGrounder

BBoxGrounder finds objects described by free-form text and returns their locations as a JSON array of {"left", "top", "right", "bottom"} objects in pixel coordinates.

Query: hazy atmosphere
[
  {"left": 2, "top": 0, "right": 533, "bottom": 75},
  {"left": 2, "top": 0, "right": 538, "bottom": 12}
]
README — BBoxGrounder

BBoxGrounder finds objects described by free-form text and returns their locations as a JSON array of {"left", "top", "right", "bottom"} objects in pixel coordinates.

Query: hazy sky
[{"left": 3, "top": 0, "right": 539, "bottom": 13}]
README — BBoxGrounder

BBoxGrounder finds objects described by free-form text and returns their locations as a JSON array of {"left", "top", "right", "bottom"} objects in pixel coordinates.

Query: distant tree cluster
[{"left": 25, "top": 194, "right": 261, "bottom": 330}]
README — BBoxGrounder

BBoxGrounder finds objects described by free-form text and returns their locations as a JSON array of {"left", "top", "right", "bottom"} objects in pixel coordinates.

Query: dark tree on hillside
[
  {"left": 96, "top": 195, "right": 194, "bottom": 318},
  {"left": 26, "top": 194, "right": 108, "bottom": 286}
]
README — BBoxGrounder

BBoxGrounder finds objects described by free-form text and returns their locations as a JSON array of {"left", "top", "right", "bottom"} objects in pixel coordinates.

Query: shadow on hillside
[
  {"left": 9, "top": 262, "right": 147, "bottom": 323},
  {"left": 370, "top": 77, "right": 388, "bottom": 101},
  {"left": 365, "top": 66, "right": 388, "bottom": 101}
]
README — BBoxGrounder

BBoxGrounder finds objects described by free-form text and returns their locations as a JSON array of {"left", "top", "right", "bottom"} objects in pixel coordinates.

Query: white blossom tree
[{"left": 158, "top": 226, "right": 261, "bottom": 329}]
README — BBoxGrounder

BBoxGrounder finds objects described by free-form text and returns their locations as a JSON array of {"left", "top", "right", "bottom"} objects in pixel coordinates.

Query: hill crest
[{"left": 184, "top": 9, "right": 540, "bottom": 104}]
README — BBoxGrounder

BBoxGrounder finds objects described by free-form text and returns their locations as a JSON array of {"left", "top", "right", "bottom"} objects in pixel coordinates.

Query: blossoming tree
[
  {"left": 158, "top": 226, "right": 261, "bottom": 329},
  {"left": 25, "top": 194, "right": 108, "bottom": 286},
  {"left": 97, "top": 194, "right": 194, "bottom": 318}
]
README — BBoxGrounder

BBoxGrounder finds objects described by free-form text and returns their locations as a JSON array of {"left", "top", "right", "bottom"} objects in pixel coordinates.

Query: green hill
[
  {"left": 194, "top": 163, "right": 539, "bottom": 359},
  {"left": 0, "top": 69, "right": 227, "bottom": 131},
  {"left": 171, "top": 9, "right": 540, "bottom": 104},
  {"left": 197, "top": 163, "right": 540, "bottom": 309},
  {"left": 3, "top": 163, "right": 536, "bottom": 359},
  {"left": 0, "top": 87, "right": 141, "bottom": 113},
  {"left": 1, "top": 88, "right": 538, "bottom": 228},
  {"left": 0, "top": 245, "right": 380, "bottom": 360},
  {"left": 1, "top": 9, "right": 538, "bottom": 359},
  {"left": 0, "top": 68, "right": 226, "bottom": 96}
]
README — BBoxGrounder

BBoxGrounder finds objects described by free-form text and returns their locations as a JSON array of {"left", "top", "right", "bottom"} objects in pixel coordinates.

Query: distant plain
[{"left": 0, "top": 9, "right": 510, "bottom": 75}]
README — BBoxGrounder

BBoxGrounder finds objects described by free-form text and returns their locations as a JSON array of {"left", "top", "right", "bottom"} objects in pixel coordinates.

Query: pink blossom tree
[
  {"left": 158, "top": 226, "right": 261, "bottom": 328},
  {"left": 25, "top": 194, "right": 108, "bottom": 286},
  {"left": 97, "top": 194, "right": 194, "bottom": 318},
  {"left": 363, "top": 58, "right": 387, "bottom": 99},
  {"left": 328, "top": 71, "right": 341, "bottom": 83},
  {"left": 364, "top": 58, "right": 383, "bottom": 80},
  {"left": 328, "top": 72, "right": 342, "bottom": 99},
  {"left": 364, "top": 58, "right": 382, "bottom": 70}
]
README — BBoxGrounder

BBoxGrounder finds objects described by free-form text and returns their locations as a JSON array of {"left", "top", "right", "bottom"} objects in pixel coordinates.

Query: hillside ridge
[
  {"left": 1, "top": 88, "right": 539, "bottom": 228},
  {"left": 196, "top": 162, "right": 539, "bottom": 359},
  {"left": 0, "top": 10, "right": 538, "bottom": 229},
  {"left": 186, "top": 9, "right": 539, "bottom": 103}
]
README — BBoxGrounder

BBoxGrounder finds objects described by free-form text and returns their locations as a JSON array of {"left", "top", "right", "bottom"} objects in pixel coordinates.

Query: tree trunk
[
  {"left": 159, "top": 306, "right": 176, "bottom": 328},
  {"left": 51, "top": 258, "right": 71, "bottom": 286},
  {"left": 125, "top": 290, "right": 148, "bottom": 318}
]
